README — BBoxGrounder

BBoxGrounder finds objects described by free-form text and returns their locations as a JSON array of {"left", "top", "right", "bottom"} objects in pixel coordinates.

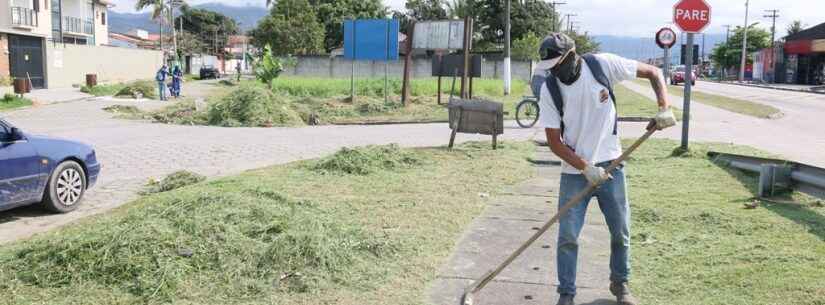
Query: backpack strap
[
  {"left": 544, "top": 73, "right": 566, "bottom": 139},
  {"left": 582, "top": 54, "right": 618, "bottom": 135}
]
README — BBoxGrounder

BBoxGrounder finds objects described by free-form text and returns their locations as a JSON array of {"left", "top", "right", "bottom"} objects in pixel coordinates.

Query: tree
[
  {"left": 174, "top": 5, "right": 239, "bottom": 55},
  {"left": 446, "top": 0, "right": 478, "bottom": 19},
  {"left": 393, "top": 0, "right": 448, "bottom": 31},
  {"left": 308, "top": 0, "right": 388, "bottom": 52},
  {"left": 250, "top": 0, "right": 325, "bottom": 56},
  {"left": 711, "top": 25, "right": 771, "bottom": 70},
  {"left": 512, "top": 31, "right": 541, "bottom": 61},
  {"left": 566, "top": 30, "right": 600, "bottom": 54},
  {"left": 136, "top": 0, "right": 170, "bottom": 53},
  {"left": 472, "top": 0, "right": 557, "bottom": 49},
  {"left": 787, "top": 20, "right": 804, "bottom": 37}
]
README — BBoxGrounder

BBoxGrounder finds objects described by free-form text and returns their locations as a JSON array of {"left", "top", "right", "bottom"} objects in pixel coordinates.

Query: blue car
[{"left": 0, "top": 118, "right": 100, "bottom": 213}]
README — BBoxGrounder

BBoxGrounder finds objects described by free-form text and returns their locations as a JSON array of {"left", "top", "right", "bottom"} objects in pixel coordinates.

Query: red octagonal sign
[{"left": 673, "top": 0, "right": 712, "bottom": 33}]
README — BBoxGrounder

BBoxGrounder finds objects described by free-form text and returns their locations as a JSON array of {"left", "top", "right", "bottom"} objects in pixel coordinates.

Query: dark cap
[{"left": 539, "top": 33, "right": 576, "bottom": 61}]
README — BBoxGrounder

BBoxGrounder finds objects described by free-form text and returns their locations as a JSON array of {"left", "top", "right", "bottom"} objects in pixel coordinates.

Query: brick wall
[{"left": 0, "top": 34, "right": 9, "bottom": 78}]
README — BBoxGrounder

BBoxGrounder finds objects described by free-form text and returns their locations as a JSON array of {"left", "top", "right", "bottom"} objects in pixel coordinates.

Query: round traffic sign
[
  {"left": 673, "top": 0, "right": 712, "bottom": 33},
  {"left": 656, "top": 27, "right": 677, "bottom": 49}
]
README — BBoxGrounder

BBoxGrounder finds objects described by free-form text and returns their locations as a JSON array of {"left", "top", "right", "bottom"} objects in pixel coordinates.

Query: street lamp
[{"left": 739, "top": 0, "right": 749, "bottom": 82}]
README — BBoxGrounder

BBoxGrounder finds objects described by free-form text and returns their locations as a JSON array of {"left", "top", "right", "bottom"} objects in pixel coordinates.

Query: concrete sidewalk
[{"left": 429, "top": 146, "right": 618, "bottom": 305}]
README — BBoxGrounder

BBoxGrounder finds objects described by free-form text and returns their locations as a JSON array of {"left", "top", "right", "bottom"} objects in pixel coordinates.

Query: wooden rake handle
[{"left": 461, "top": 119, "right": 658, "bottom": 305}]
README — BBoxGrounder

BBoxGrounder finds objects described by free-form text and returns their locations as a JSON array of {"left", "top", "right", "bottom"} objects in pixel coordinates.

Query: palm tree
[
  {"left": 787, "top": 20, "right": 804, "bottom": 37},
  {"left": 136, "top": 0, "right": 169, "bottom": 58}
]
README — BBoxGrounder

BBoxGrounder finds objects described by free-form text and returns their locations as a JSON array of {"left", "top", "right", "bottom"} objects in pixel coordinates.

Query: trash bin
[
  {"left": 447, "top": 99, "right": 504, "bottom": 149},
  {"left": 86, "top": 74, "right": 97, "bottom": 87},
  {"left": 13, "top": 78, "right": 31, "bottom": 94}
]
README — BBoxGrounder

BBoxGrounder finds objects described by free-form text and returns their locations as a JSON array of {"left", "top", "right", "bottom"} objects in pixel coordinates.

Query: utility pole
[
  {"left": 159, "top": 0, "right": 164, "bottom": 61},
  {"left": 739, "top": 0, "right": 750, "bottom": 82},
  {"left": 764, "top": 9, "right": 780, "bottom": 48},
  {"left": 504, "top": 0, "right": 511, "bottom": 95},
  {"left": 723, "top": 25, "right": 732, "bottom": 80},
  {"left": 564, "top": 14, "right": 576, "bottom": 33},
  {"left": 550, "top": 1, "right": 566, "bottom": 32}
]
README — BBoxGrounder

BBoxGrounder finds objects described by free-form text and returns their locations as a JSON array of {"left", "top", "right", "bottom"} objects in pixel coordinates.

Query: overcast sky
[{"left": 109, "top": 0, "right": 824, "bottom": 37}]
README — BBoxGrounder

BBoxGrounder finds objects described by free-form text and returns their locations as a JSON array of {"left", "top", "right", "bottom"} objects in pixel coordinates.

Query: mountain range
[
  {"left": 108, "top": 3, "right": 268, "bottom": 34},
  {"left": 109, "top": 2, "right": 727, "bottom": 61}
]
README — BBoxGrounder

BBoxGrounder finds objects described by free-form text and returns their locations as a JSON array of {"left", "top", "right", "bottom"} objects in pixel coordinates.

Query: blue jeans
[
  {"left": 556, "top": 161, "right": 630, "bottom": 296},
  {"left": 158, "top": 81, "right": 167, "bottom": 100}
]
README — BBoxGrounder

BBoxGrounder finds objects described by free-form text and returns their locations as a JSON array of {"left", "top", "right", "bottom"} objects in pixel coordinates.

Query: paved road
[
  {"left": 621, "top": 80, "right": 825, "bottom": 167},
  {"left": 0, "top": 96, "right": 539, "bottom": 244}
]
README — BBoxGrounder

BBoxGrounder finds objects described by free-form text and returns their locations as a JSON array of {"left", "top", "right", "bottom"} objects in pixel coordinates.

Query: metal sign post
[
  {"left": 682, "top": 33, "right": 694, "bottom": 150},
  {"left": 656, "top": 27, "right": 677, "bottom": 83},
  {"left": 673, "top": 0, "right": 711, "bottom": 150}
]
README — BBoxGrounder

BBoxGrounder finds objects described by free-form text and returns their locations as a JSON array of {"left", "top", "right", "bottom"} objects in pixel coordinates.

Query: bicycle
[{"left": 515, "top": 96, "right": 540, "bottom": 128}]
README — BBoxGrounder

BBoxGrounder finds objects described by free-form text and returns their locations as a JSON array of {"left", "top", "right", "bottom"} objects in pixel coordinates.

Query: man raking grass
[{"left": 461, "top": 33, "right": 677, "bottom": 305}]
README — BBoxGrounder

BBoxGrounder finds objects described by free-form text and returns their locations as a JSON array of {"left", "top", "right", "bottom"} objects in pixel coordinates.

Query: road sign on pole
[
  {"left": 656, "top": 27, "right": 677, "bottom": 82},
  {"left": 673, "top": 0, "right": 711, "bottom": 151}
]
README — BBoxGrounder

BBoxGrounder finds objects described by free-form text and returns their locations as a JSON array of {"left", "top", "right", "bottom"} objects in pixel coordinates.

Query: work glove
[
  {"left": 655, "top": 107, "right": 677, "bottom": 130},
  {"left": 582, "top": 164, "right": 611, "bottom": 186}
]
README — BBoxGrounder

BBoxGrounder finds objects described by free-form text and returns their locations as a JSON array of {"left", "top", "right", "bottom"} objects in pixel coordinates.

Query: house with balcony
[{"left": 1, "top": 0, "right": 111, "bottom": 88}]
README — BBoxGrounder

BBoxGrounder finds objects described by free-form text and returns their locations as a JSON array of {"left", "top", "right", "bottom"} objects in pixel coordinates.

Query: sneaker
[
  {"left": 556, "top": 294, "right": 574, "bottom": 305},
  {"left": 609, "top": 281, "right": 639, "bottom": 305}
]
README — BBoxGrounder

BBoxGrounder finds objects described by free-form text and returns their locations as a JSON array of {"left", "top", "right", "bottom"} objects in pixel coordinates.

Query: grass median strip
[
  {"left": 615, "top": 84, "right": 683, "bottom": 119},
  {"left": 628, "top": 139, "right": 824, "bottom": 305},
  {"left": 632, "top": 78, "right": 782, "bottom": 119},
  {"left": 0, "top": 142, "right": 536, "bottom": 305}
]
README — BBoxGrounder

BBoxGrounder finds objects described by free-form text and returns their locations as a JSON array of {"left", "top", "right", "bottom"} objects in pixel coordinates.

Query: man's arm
[
  {"left": 636, "top": 62, "right": 677, "bottom": 130},
  {"left": 636, "top": 63, "right": 670, "bottom": 109},
  {"left": 545, "top": 128, "right": 588, "bottom": 171}
]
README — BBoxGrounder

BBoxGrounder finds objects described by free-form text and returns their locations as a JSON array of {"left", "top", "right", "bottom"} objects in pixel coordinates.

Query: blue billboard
[{"left": 343, "top": 19, "right": 400, "bottom": 61}]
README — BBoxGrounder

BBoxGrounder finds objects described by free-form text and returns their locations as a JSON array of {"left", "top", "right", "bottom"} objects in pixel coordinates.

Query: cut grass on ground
[
  {"left": 0, "top": 94, "right": 32, "bottom": 112},
  {"left": 631, "top": 78, "right": 781, "bottom": 119},
  {"left": 81, "top": 83, "right": 126, "bottom": 97},
  {"left": 0, "top": 141, "right": 536, "bottom": 305},
  {"left": 627, "top": 139, "right": 824, "bottom": 305}
]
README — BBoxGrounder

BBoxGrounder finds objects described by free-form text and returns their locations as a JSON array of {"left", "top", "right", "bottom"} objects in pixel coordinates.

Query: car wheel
[{"left": 42, "top": 161, "right": 87, "bottom": 213}]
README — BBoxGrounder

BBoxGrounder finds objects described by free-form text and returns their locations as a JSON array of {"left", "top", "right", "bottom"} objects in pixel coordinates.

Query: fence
[
  {"left": 282, "top": 55, "right": 534, "bottom": 82},
  {"left": 45, "top": 43, "right": 163, "bottom": 88}
]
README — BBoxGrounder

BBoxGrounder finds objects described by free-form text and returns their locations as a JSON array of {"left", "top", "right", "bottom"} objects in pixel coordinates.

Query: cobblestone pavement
[
  {"left": 621, "top": 80, "right": 825, "bottom": 167},
  {"left": 0, "top": 96, "right": 539, "bottom": 244}
]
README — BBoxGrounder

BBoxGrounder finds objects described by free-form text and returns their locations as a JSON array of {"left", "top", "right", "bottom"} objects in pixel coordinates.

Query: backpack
[
  {"left": 545, "top": 54, "right": 618, "bottom": 136},
  {"left": 155, "top": 69, "right": 166, "bottom": 82}
]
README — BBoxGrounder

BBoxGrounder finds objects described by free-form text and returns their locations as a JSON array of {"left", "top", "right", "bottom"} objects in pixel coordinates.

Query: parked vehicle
[
  {"left": 671, "top": 65, "right": 697, "bottom": 86},
  {"left": 0, "top": 118, "right": 100, "bottom": 213},
  {"left": 199, "top": 65, "right": 220, "bottom": 80}
]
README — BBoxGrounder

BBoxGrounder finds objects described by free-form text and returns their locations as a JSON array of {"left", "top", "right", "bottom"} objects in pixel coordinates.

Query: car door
[{"left": 0, "top": 123, "right": 43, "bottom": 207}]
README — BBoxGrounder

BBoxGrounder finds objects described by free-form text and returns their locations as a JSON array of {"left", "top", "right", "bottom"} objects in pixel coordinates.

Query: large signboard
[
  {"left": 413, "top": 20, "right": 464, "bottom": 50},
  {"left": 343, "top": 19, "right": 400, "bottom": 61}
]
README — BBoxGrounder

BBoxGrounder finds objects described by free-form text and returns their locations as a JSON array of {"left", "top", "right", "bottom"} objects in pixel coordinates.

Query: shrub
[
  {"left": 312, "top": 144, "right": 422, "bottom": 175},
  {"left": 82, "top": 83, "right": 126, "bottom": 97},
  {"left": 207, "top": 85, "right": 303, "bottom": 127},
  {"left": 142, "top": 171, "right": 206, "bottom": 194},
  {"left": 115, "top": 80, "right": 158, "bottom": 99}
]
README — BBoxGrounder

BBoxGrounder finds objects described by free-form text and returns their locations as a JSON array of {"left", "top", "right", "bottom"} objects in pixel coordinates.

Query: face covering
[{"left": 551, "top": 52, "right": 582, "bottom": 85}]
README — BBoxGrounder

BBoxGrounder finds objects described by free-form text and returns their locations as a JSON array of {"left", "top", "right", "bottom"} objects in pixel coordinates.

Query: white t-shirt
[{"left": 537, "top": 53, "right": 639, "bottom": 174}]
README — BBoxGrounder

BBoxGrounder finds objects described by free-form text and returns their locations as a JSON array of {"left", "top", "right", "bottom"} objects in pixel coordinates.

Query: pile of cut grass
[
  {"left": 81, "top": 83, "right": 127, "bottom": 97},
  {"left": 312, "top": 144, "right": 423, "bottom": 175},
  {"left": 115, "top": 80, "right": 158, "bottom": 99},
  {"left": 207, "top": 84, "right": 303, "bottom": 127},
  {"left": 0, "top": 141, "right": 535, "bottom": 305},
  {"left": 141, "top": 170, "right": 206, "bottom": 194},
  {"left": 0, "top": 93, "right": 32, "bottom": 111}
]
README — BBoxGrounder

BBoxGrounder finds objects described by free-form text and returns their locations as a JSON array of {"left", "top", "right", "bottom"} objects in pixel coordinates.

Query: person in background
[
  {"left": 156, "top": 64, "right": 169, "bottom": 101},
  {"left": 171, "top": 65, "right": 183, "bottom": 98},
  {"left": 236, "top": 61, "right": 243, "bottom": 82}
]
